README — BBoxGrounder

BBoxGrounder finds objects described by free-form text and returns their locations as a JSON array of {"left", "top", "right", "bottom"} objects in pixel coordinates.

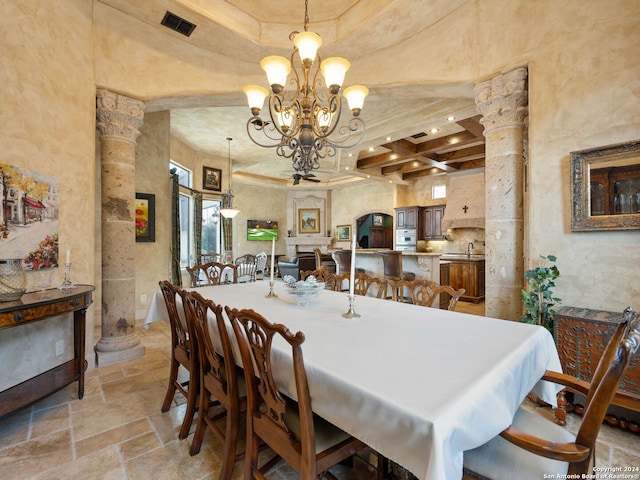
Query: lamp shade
[
  {"left": 219, "top": 207, "right": 240, "bottom": 219},
  {"left": 320, "top": 57, "right": 350, "bottom": 89},
  {"left": 260, "top": 56, "right": 291, "bottom": 89},
  {"left": 243, "top": 85, "right": 269, "bottom": 114},
  {"left": 293, "top": 31, "right": 322, "bottom": 63},
  {"left": 343, "top": 85, "right": 369, "bottom": 115}
]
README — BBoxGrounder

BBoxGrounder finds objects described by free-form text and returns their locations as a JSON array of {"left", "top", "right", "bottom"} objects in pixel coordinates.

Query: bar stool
[
  {"left": 379, "top": 250, "right": 415, "bottom": 301},
  {"left": 332, "top": 249, "right": 365, "bottom": 275}
]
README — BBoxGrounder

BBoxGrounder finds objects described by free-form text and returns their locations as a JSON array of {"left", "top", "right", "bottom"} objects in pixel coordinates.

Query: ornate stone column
[
  {"left": 95, "top": 89, "right": 145, "bottom": 365},
  {"left": 474, "top": 67, "right": 528, "bottom": 321}
]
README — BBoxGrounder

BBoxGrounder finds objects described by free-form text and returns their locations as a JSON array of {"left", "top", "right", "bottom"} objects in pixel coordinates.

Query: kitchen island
[{"left": 336, "top": 249, "right": 442, "bottom": 284}]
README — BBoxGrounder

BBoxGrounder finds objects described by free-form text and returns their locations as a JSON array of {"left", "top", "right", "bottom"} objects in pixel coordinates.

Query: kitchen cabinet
[
  {"left": 422, "top": 205, "right": 446, "bottom": 239},
  {"left": 369, "top": 226, "right": 393, "bottom": 249},
  {"left": 395, "top": 206, "right": 422, "bottom": 230},
  {"left": 447, "top": 259, "right": 485, "bottom": 303},
  {"left": 439, "top": 261, "right": 450, "bottom": 309}
]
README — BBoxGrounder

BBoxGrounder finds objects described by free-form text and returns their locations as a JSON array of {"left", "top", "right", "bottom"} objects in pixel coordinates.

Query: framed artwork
[
  {"left": 336, "top": 224, "right": 351, "bottom": 241},
  {"left": 373, "top": 214, "right": 384, "bottom": 226},
  {"left": 202, "top": 166, "right": 222, "bottom": 192},
  {"left": 135, "top": 193, "right": 155, "bottom": 242},
  {"left": 298, "top": 208, "right": 320, "bottom": 234}
]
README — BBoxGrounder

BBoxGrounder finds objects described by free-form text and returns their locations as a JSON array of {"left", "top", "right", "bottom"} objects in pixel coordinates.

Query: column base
[{"left": 94, "top": 344, "right": 145, "bottom": 367}]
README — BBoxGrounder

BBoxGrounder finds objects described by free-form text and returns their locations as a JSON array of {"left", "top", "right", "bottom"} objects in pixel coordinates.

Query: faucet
[{"left": 466, "top": 242, "right": 474, "bottom": 257}]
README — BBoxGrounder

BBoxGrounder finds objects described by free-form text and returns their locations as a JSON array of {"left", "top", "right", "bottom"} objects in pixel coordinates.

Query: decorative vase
[{"left": 0, "top": 259, "right": 27, "bottom": 302}]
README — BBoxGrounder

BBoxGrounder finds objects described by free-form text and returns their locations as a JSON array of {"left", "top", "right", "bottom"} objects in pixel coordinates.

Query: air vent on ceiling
[
  {"left": 411, "top": 132, "right": 427, "bottom": 139},
  {"left": 161, "top": 11, "right": 196, "bottom": 37}
]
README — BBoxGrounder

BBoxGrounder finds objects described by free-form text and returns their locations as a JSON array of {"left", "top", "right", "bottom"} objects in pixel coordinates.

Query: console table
[
  {"left": 0, "top": 285, "right": 94, "bottom": 418},
  {"left": 554, "top": 306, "right": 640, "bottom": 433}
]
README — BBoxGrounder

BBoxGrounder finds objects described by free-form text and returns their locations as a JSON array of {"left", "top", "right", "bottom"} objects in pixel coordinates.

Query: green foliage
[{"left": 521, "top": 255, "right": 561, "bottom": 334}]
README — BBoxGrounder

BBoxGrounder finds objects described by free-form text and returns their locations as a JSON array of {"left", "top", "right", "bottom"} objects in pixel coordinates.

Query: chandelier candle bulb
[{"left": 243, "top": 0, "right": 367, "bottom": 177}]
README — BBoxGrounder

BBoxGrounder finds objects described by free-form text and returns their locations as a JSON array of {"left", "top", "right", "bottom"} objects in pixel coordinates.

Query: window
[
  {"left": 170, "top": 161, "right": 221, "bottom": 266},
  {"left": 201, "top": 199, "right": 221, "bottom": 255},
  {"left": 432, "top": 184, "right": 446, "bottom": 199}
]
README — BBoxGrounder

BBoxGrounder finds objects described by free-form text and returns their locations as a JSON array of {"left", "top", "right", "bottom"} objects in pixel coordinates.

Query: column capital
[
  {"left": 96, "top": 89, "right": 145, "bottom": 145},
  {"left": 474, "top": 67, "right": 528, "bottom": 134}
]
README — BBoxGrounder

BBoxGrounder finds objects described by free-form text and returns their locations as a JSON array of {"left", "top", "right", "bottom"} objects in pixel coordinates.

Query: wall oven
[{"left": 395, "top": 229, "right": 417, "bottom": 252}]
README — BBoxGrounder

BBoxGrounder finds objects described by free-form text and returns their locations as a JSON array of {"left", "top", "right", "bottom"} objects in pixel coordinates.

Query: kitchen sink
[{"left": 440, "top": 253, "right": 486, "bottom": 260}]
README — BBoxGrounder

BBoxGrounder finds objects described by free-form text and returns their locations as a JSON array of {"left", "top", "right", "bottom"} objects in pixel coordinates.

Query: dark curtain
[
  {"left": 193, "top": 191, "right": 202, "bottom": 266},
  {"left": 222, "top": 217, "right": 233, "bottom": 262},
  {"left": 170, "top": 171, "right": 182, "bottom": 286}
]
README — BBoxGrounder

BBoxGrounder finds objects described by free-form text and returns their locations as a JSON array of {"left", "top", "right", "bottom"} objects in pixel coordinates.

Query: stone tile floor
[{"left": 0, "top": 316, "right": 638, "bottom": 479}]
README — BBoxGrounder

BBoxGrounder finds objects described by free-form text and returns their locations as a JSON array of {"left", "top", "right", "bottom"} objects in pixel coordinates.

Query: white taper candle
[
  {"left": 349, "top": 234, "right": 356, "bottom": 296},
  {"left": 270, "top": 238, "right": 275, "bottom": 283}
]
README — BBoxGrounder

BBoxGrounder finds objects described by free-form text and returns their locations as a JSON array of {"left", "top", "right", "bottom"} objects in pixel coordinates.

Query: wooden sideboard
[
  {"left": 0, "top": 285, "right": 94, "bottom": 418},
  {"left": 553, "top": 306, "right": 640, "bottom": 433}
]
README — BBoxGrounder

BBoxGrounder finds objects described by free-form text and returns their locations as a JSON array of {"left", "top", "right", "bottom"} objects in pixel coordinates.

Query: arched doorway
[{"left": 355, "top": 213, "right": 393, "bottom": 249}]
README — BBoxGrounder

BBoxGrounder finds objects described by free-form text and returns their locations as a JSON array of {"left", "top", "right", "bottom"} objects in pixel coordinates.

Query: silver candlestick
[
  {"left": 58, "top": 262, "right": 76, "bottom": 290},
  {"left": 342, "top": 294, "right": 361, "bottom": 318},
  {"left": 265, "top": 280, "right": 278, "bottom": 298}
]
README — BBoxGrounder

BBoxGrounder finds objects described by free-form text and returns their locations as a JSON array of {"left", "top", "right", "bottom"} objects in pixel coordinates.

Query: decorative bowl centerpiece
[{"left": 283, "top": 275, "right": 325, "bottom": 306}]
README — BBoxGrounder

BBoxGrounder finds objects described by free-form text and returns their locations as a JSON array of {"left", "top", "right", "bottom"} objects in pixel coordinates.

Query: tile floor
[{"left": 0, "top": 315, "right": 638, "bottom": 480}]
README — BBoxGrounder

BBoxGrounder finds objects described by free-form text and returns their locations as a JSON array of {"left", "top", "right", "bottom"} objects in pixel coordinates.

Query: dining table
[{"left": 144, "top": 281, "right": 562, "bottom": 480}]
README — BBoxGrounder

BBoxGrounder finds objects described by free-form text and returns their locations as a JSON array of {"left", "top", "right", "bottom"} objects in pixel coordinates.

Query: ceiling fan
[{"left": 291, "top": 173, "right": 321, "bottom": 185}]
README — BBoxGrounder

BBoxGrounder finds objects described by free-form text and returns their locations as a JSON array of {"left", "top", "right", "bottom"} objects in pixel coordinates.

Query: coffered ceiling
[{"left": 100, "top": 0, "right": 484, "bottom": 186}]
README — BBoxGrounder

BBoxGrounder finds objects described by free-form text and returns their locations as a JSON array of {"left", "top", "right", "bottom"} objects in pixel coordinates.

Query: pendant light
[{"left": 219, "top": 137, "right": 239, "bottom": 219}]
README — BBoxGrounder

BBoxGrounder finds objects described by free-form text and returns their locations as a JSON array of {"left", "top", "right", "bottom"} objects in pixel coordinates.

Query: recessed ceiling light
[
  {"left": 366, "top": 175, "right": 370, "bottom": 178},
  {"left": 348, "top": 153, "right": 353, "bottom": 157},
  {"left": 345, "top": 166, "right": 350, "bottom": 170},
  {"left": 386, "top": 136, "right": 392, "bottom": 141},
  {"left": 368, "top": 147, "right": 375, "bottom": 152},
  {"left": 447, "top": 116, "right": 455, "bottom": 122},
  {"left": 430, "top": 128, "right": 439, "bottom": 134}
]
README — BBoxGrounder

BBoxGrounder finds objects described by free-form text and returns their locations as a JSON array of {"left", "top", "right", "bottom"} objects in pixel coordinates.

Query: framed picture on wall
[
  {"left": 135, "top": 193, "right": 155, "bottom": 242},
  {"left": 373, "top": 214, "right": 384, "bottom": 226},
  {"left": 336, "top": 224, "right": 351, "bottom": 241},
  {"left": 298, "top": 208, "right": 320, "bottom": 234},
  {"left": 202, "top": 166, "right": 222, "bottom": 192}
]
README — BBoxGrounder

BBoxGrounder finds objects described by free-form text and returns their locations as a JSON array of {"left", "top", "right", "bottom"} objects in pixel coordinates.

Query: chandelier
[
  {"left": 219, "top": 137, "right": 239, "bottom": 219},
  {"left": 243, "top": 0, "right": 368, "bottom": 176}
]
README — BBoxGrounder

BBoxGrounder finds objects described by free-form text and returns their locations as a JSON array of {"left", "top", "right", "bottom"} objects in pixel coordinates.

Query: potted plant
[{"left": 521, "top": 254, "right": 561, "bottom": 334}]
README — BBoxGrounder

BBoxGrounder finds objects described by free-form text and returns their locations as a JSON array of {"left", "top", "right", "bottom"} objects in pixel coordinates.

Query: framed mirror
[{"left": 571, "top": 139, "right": 640, "bottom": 231}]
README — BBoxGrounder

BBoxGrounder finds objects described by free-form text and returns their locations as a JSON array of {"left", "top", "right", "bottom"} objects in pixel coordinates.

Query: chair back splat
[
  {"left": 463, "top": 308, "right": 640, "bottom": 479},
  {"left": 158, "top": 280, "right": 199, "bottom": 440},
  {"left": 227, "top": 307, "right": 365, "bottom": 479},
  {"left": 183, "top": 291, "right": 246, "bottom": 478}
]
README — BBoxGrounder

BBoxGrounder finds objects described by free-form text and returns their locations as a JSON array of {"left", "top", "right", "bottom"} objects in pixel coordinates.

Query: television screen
[{"left": 247, "top": 219, "right": 278, "bottom": 241}]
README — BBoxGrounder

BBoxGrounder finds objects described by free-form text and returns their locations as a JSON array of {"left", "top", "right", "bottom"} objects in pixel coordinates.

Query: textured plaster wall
[
  {"left": 331, "top": 182, "right": 396, "bottom": 249},
  {"left": 233, "top": 182, "right": 288, "bottom": 258},
  {"left": 0, "top": 0, "right": 96, "bottom": 386},
  {"left": 0, "top": 0, "right": 637, "bottom": 391},
  {"left": 134, "top": 111, "right": 171, "bottom": 320}
]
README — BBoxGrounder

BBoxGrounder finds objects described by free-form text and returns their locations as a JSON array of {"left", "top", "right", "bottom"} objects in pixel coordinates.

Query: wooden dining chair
[
  {"left": 369, "top": 277, "right": 389, "bottom": 299},
  {"left": 226, "top": 307, "right": 366, "bottom": 479},
  {"left": 186, "top": 262, "right": 218, "bottom": 287},
  {"left": 158, "top": 280, "right": 199, "bottom": 440},
  {"left": 300, "top": 268, "right": 335, "bottom": 290},
  {"left": 463, "top": 310, "right": 640, "bottom": 479},
  {"left": 408, "top": 279, "right": 466, "bottom": 311},
  {"left": 183, "top": 291, "right": 246, "bottom": 480},
  {"left": 387, "top": 279, "right": 414, "bottom": 303},
  {"left": 235, "top": 254, "right": 257, "bottom": 283},
  {"left": 353, "top": 272, "right": 374, "bottom": 296}
]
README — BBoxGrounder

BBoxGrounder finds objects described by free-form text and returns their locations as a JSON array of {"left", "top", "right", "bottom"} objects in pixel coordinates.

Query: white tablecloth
[{"left": 144, "top": 282, "right": 562, "bottom": 480}]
